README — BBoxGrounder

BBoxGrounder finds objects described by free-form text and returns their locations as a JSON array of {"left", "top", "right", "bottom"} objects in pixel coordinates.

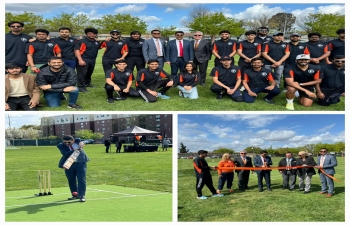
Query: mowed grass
[
  {"left": 178, "top": 157, "right": 345, "bottom": 222},
  {"left": 37, "top": 51, "right": 345, "bottom": 111},
  {"left": 5, "top": 145, "right": 172, "bottom": 221}
]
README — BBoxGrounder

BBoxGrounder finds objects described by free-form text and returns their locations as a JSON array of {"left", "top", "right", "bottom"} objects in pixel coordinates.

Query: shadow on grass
[{"left": 6, "top": 200, "right": 80, "bottom": 215}]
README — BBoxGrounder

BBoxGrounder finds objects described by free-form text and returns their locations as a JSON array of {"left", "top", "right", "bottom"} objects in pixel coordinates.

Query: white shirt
[
  {"left": 176, "top": 40, "right": 183, "bottom": 57},
  {"left": 152, "top": 38, "right": 163, "bottom": 56}
]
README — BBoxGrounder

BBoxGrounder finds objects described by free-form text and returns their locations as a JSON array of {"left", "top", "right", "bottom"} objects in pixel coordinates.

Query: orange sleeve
[
  {"left": 304, "top": 46, "right": 310, "bottom": 54},
  {"left": 128, "top": 74, "right": 133, "bottom": 81},
  {"left": 232, "top": 42, "right": 236, "bottom": 51},
  {"left": 179, "top": 75, "right": 184, "bottom": 83},
  {"left": 289, "top": 70, "right": 294, "bottom": 79},
  {"left": 314, "top": 70, "right": 320, "bottom": 79},
  {"left": 28, "top": 45, "right": 35, "bottom": 54},
  {"left": 239, "top": 43, "right": 243, "bottom": 50},
  {"left": 160, "top": 71, "right": 167, "bottom": 78},
  {"left": 236, "top": 69, "right": 241, "bottom": 78},
  {"left": 100, "top": 42, "right": 106, "bottom": 49},
  {"left": 215, "top": 70, "right": 219, "bottom": 77},
  {"left": 267, "top": 73, "right": 274, "bottom": 81},
  {"left": 121, "top": 44, "right": 128, "bottom": 54},
  {"left": 244, "top": 73, "right": 249, "bottom": 82},
  {"left": 54, "top": 44, "right": 61, "bottom": 54},
  {"left": 218, "top": 161, "right": 224, "bottom": 174},
  {"left": 328, "top": 43, "right": 333, "bottom": 50},
  {"left": 193, "top": 162, "right": 202, "bottom": 174},
  {"left": 263, "top": 44, "right": 269, "bottom": 53},
  {"left": 213, "top": 43, "right": 218, "bottom": 52},
  {"left": 141, "top": 73, "right": 145, "bottom": 81},
  {"left": 324, "top": 45, "right": 330, "bottom": 53},
  {"left": 79, "top": 43, "right": 87, "bottom": 55},
  {"left": 285, "top": 44, "right": 290, "bottom": 53},
  {"left": 257, "top": 44, "right": 261, "bottom": 52}
]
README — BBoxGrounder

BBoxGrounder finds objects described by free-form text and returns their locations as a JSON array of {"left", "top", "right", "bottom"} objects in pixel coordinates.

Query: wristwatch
[{"left": 300, "top": 83, "right": 303, "bottom": 86}]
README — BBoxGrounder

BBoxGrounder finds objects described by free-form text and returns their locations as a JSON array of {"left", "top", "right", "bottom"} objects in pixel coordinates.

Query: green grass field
[
  {"left": 5, "top": 145, "right": 172, "bottom": 222},
  {"left": 178, "top": 157, "right": 345, "bottom": 222},
  {"left": 37, "top": 51, "right": 345, "bottom": 111}
]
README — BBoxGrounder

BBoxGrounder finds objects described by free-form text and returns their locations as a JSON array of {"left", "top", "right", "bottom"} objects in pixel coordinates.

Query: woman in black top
[
  {"left": 296, "top": 151, "right": 317, "bottom": 194},
  {"left": 177, "top": 62, "right": 199, "bottom": 99}
]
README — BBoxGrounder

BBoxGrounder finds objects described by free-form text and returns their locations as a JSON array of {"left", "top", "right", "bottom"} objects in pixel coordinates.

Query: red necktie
[
  {"left": 179, "top": 41, "right": 183, "bottom": 57},
  {"left": 70, "top": 145, "right": 74, "bottom": 151}
]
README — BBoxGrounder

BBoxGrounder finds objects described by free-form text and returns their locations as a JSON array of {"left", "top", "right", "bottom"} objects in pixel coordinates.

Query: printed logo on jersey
[
  {"left": 308, "top": 69, "right": 315, "bottom": 74},
  {"left": 281, "top": 44, "right": 286, "bottom": 48},
  {"left": 139, "top": 42, "right": 143, "bottom": 45},
  {"left": 317, "top": 44, "right": 323, "bottom": 47},
  {"left": 125, "top": 72, "right": 130, "bottom": 76},
  {"left": 261, "top": 72, "right": 267, "bottom": 76},
  {"left": 254, "top": 43, "right": 259, "bottom": 46},
  {"left": 231, "top": 69, "right": 236, "bottom": 73},
  {"left": 266, "top": 38, "right": 271, "bottom": 41},
  {"left": 47, "top": 43, "right": 54, "bottom": 47},
  {"left": 299, "top": 46, "right": 304, "bottom": 49},
  {"left": 228, "top": 42, "right": 232, "bottom": 45},
  {"left": 70, "top": 39, "right": 74, "bottom": 43},
  {"left": 95, "top": 42, "right": 99, "bottom": 45},
  {"left": 21, "top": 38, "right": 28, "bottom": 42},
  {"left": 155, "top": 72, "right": 159, "bottom": 75},
  {"left": 118, "top": 42, "right": 123, "bottom": 45}
]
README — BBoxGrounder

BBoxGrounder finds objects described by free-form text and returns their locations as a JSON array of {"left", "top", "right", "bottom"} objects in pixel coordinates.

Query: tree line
[{"left": 5, "top": 6, "right": 344, "bottom": 40}]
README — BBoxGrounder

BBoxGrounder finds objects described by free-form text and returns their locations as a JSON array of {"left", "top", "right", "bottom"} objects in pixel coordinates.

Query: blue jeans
[
  {"left": 177, "top": 86, "right": 198, "bottom": 99},
  {"left": 264, "top": 65, "right": 284, "bottom": 88},
  {"left": 64, "top": 59, "right": 77, "bottom": 69},
  {"left": 44, "top": 88, "right": 79, "bottom": 107},
  {"left": 65, "top": 162, "right": 87, "bottom": 197},
  {"left": 218, "top": 172, "right": 234, "bottom": 190},
  {"left": 243, "top": 86, "right": 281, "bottom": 103},
  {"left": 319, "top": 172, "right": 334, "bottom": 194}
]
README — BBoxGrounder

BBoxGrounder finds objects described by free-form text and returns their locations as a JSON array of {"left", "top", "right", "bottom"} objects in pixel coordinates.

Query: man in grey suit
[
  {"left": 315, "top": 148, "right": 337, "bottom": 198},
  {"left": 191, "top": 31, "right": 211, "bottom": 86},
  {"left": 165, "top": 31, "right": 194, "bottom": 82},
  {"left": 142, "top": 29, "right": 166, "bottom": 70}
]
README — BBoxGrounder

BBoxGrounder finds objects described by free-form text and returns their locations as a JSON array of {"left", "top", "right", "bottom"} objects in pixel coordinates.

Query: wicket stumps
[{"left": 35, "top": 170, "right": 53, "bottom": 196}]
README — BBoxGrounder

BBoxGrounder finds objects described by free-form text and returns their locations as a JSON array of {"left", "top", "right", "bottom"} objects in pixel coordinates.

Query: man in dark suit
[
  {"left": 233, "top": 150, "right": 253, "bottom": 191},
  {"left": 278, "top": 152, "right": 297, "bottom": 190},
  {"left": 57, "top": 135, "right": 90, "bottom": 202},
  {"left": 165, "top": 31, "right": 194, "bottom": 82},
  {"left": 315, "top": 148, "right": 337, "bottom": 198},
  {"left": 191, "top": 31, "right": 211, "bottom": 86},
  {"left": 142, "top": 29, "right": 166, "bottom": 70},
  {"left": 254, "top": 150, "right": 273, "bottom": 192}
]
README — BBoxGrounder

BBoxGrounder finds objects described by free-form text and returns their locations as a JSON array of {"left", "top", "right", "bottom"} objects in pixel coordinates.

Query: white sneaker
[
  {"left": 295, "top": 91, "right": 299, "bottom": 97},
  {"left": 240, "top": 86, "right": 245, "bottom": 91}
]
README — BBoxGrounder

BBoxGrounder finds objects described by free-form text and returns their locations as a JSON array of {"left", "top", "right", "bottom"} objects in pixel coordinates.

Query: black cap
[
  {"left": 290, "top": 32, "right": 301, "bottom": 37},
  {"left": 198, "top": 150, "right": 208, "bottom": 155},
  {"left": 110, "top": 30, "right": 120, "bottom": 34},
  {"left": 220, "top": 56, "right": 232, "bottom": 61},
  {"left": 273, "top": 32, "right": 284, "bottom": 36}
]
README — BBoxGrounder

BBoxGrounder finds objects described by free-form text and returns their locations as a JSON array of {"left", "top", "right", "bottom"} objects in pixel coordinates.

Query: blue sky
[
  {"left": 5, "top": 113, "right": 63, "bottom": 128},
  {"left": 178, "top": 114, "right": 345, "bottom": 152},
  {"left": 5, "top": 3, "right": 345, "bottom": 32}
]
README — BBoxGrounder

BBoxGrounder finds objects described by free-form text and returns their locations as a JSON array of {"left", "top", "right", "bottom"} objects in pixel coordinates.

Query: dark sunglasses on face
[
  {"left": 176, "top": 34, "right": 184, "bottom": 36},
  {"left": 240, "top": 153, "right": 247, "bottom": 154},
  {"left": 152, "top": 33, "right": 160, "bottom": 35},
  {"left": 111, "top": 33, "right": 120, "bottom": 35},
  {"left": 260, "top": 30, "right": 268, "bottom": 32},
  {"left": 193, "top": 34, "right": 202, "bottom": 36},
  {"left": 334, "top": 60, "right": 345, "bottom": 63},
  {"left": 11, "top": 26, "right": 22, "bottom": 28},
  {"left": 320, "top": 151, "right": 326, "bottom": 152},
  {"left": 63, "top": 141, "right": 71, "bottom": 144}
]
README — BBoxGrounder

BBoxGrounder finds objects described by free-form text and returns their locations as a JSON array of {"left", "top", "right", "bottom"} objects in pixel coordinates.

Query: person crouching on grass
[
  {"left": 193, "top": 150, "right": 224, "bottom": 200},
  {"left": 217, "top": 153, "right": 235, "bottom": 194},
  {"left": 177, "top": 62, "right": 199, "bottom": 99}
]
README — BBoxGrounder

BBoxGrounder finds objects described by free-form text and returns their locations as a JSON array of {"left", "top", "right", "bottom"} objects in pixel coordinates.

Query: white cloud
[
  {"left": 249, "top": 138, "right": 265, "bottom": 146},
  {"left": 165, "top": 7, "right": 174, "bottom": 12},
  {"left": 317, "top": 124, "right": 335, "bottom": 132},
  {"left": 214, "top": 114, "right": 286, "bottom": 128},
  {"left": 264, "top": 130, "right": 296, "bottom": 141},
  {"left": 203, "top": 123, "right": 233, "bottom": 135},
  {"left": 139, "top": 15, "right": 162, "bottom": 23},
  {"left": 114, "top": 4, "right": 147, "bottom": 14},
  {"left": 318, "top": 5, "right": 345, "bottom": 14},
  {"left": 182, "top": 122, "right": 199, "bottom": 129},
  {"left": 232, "top": 4, "right": 284, "bottom": 20},
  {"left": 156, "top": 4, "right": 192, "bottom": 9},
  {"left": 291, "top": 7, "right": 316, "bottom": 18}
]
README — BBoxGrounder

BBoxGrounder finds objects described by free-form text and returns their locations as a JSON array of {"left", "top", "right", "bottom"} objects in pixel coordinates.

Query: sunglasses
[
  {"left": 298, "top": 155, "right": 303, "bottom": 156},
  {"left": 320, "top": 151, "right": 326, "bottom": 152},
  {"left": 334, "top": 60, "right": 345, "bottom": 63},
  {"left": 240, "top": 153, "right": 247, "bottom": 154},
  {"left": 193, "top": 34, "right": 202, "bottom": 36},
  {"left": 176, "top": 34, "right": 184, "bottom": 36},
  {"left": 63, "top": 141, "right": 72, "bottom": 144},
  {"left": 111, "top": 33, "right": 120, "bottom": 35},
  {"left": 10, "top": 26, "right": 22, "bottom": 28},
  {"left": 260, "top": 30, "right": 268, "bottom": 32},
  {"left": 152, "top": 33, "right": 160, "bottom": 35}
]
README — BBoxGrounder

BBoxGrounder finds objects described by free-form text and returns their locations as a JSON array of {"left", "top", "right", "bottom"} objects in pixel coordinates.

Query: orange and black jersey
[
  {"left": 210, "top": 64, "right": 242, "bottom": 87},
  {"left": 100, "top": 39, "right": 128, "bottom": 62},
  {"left": 178, "top": 72, "right": 199, "bottom": 87},
  {"left": 328, "top": 39, "right": 345, "bottom": 60},
  {"left": 52, "top": 37, "right": 77, "bottom": 60},
  {"left": 283, "top": 65, "right": 323, "bottom": 91},
  {"left": 212, "top": 39, "right": 237, "bottom": 57},
  {"left": 262, "top": 41, "right": 290, "bottom": 65},
  {"left": 105, "top": 68, "right": 134, "bottom": 86},
  {"left": 305, "top": 41, "right": 330, "bottom": 64},
  {"left": 320, "top": 64, "right": 345, "bottom": 92},
  {"left": 193, "top": 157, "right": 211, "bottom": 178},
  {"left": 254, "top": 35, "right": 273, "bottom": 44},
  {"left": 238, "top": 40, "right": 261, "bottom": 59},
  {"left": 125, "top": 37, "right": 145, "bottom": 57},
  {"left": 285, "top": 42, "right": 310, "bottom": 66},
  {"left": 25, "top": 40, "right": 61, "bottom": 64},
  {"left": 5, "top": 32, "right": 32, "bottom": 65},
  {"left": 243, "top": 67, "right": 275, "bottom": 89},
  {"left": 74, "top": 37, "right": 101, "bottom": 63},
  {"left": 135, "top": 68, "right": 172, "bottom": 90}
]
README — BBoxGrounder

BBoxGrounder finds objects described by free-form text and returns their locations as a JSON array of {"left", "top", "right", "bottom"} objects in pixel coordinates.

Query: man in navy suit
[
  {"left": 233, "top": 150, "right": 253, "bottom": 191},
  {"left": 142, "top": 29, "right": 166, "bottom": 70},
  {"left": 315, "top": 148, "right": 337, "bottom": 198},
  {"left": 165, "top": 31, "right": 194, "bottom": 83},
  {"left": 58, "top": 135, "right": 90, "bottom": 202},
  {"left": 254, "top": 150, "right": 273, "bottom": 192},
  {"left": 191, "top": 31, "right": 211, "bottom": 86}
]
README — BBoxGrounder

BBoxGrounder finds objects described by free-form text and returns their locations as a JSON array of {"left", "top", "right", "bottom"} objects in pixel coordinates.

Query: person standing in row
[
  {"left": 212, "top": 30, "right": 237, "bottom": 66},
  {"left": 328, "top": 28, "right": 345, "bottom": 62},
  {"left": 191, "top": 31, "right": 211, "bottom": 86},
  {"left": 254, "top": 150, "right": 272, "bottom": 192},
  {"left": 295, "top": 151, "right": 317, "bottom": 194},
  {"left": 52, "top": 27, "right": 77, "bottom": 69},
  {"left": 234, "top": 150, "right": 253, "bottom": 192},
  {"left": 305, "top": 32, "right": 330, "bottom": 66},
  {"left": 142, "top": 29, "right": 166, "bottom": 70},
  {"left": 217, "top": 153, "right": 235, "bottom": 194},
  {"left": 278, "top": 152, "right": 297, "bottom": 191},
  {"left": 237, "top": 30, "right": 262, "bottom": 71},
  {"left": 315, "top": 148, "right": 337, "bottom": 198},
  {"left": 125, "top": 30, "right": 145, "bottom": 72}
]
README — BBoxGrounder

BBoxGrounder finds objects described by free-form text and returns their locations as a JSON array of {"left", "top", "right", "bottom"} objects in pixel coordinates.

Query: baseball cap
[
  {"left": 296, "top": 54, "right": 310, "bottom": 60},
  {"left": 290, "top": 32, "right": 301, "bottom": 37},
  {"left": 273, "top": 32, "right": 284, "bottom": 36},
  {"left": 220, "top": 56, "right": 232, "bottom": 61},
  {"left": 198, "top": 150, "right": 208, "bottom": 155},
  {"left": 110, "top": 30, "right": 120, "bottom": 34}
]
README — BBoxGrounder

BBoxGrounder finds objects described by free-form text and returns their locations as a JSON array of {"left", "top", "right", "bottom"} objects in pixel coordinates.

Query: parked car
[{"left": 83, "top": 139, "right": 94, "bottom": 144}]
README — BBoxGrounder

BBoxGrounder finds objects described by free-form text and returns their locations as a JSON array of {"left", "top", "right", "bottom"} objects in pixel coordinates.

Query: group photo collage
[{"left": 3, "top": 1, "right": 346, "bottom": 224}]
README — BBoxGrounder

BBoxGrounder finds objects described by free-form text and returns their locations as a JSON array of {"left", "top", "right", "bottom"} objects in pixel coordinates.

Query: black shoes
[
  {"left": 79, "top": 87, "right": 88, "bottom": 92},
  {"left": 68, "top": 196, "right": 79, "bottom": 200},
  {"left": 259, "top": 189, "right": 263, "bottom": 192},
  {"left": 217, "top": 93, "right": 223, "bottom": 100},
  {"left": 67, "top": 104, "right": 83, "bottom": 109},
  {"left": 107, "top": 98, "right": 114, "bottom": 103},
  {"left": 267, "top": 188, "right": 272, "bottom": 191},
  {"left": 304, "top": 191, "right": 310, "bottom": 194},
  {"left": 264, "top": 98, "right": 275, "bottom": 104}
]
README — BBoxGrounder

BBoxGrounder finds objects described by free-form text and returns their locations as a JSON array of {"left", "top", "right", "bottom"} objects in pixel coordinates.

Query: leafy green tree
[
  {"left": 187, "top": 12, "right": 245, "bottom": 42},
  {"left": 152, "top": 25, "right": 177, "bottom": 41},
  {"left": 74, "top": 129, "right": 94, "bottom": 140},
  {"left": 296, "top": 13, "right": 345, "bottom": 36},
  {"left": 240, "top": 13, "right": 271, "bottom": 31},
  {"left": 91, "top": 14, "right": 147, "bottom": 35},
  {"left": 5, "top": 11, "right": 45, "bottom": 34},
  {"left": 244, "top": 146, "right": 262, "bottom": 154},
  {"left": 212, "top": 147, "right": 234, "bottom": 154},
  {"left": 179, "top": 142, "right": 189, "bottom": 153},
  {"left": 91, "top": 132, "right": 104, "bottom": 141},
  {"left": 268, "top": 13, "right": 296, "bottom": 33}
]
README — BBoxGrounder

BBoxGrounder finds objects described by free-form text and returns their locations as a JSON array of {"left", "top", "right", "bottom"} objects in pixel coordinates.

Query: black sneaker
[
  {"left": 68, "top": 196, "right": 79, "bottom": 200},
  {"left": 80, "top": 196, "right": 86, "bottom": 202},
  {"left": 217, "top": 94, "right": 223, "bottom": 100},
  {"left": 67, "top": 104, "right": 83, "bottom": 109},
  {"left": 107, "top": 98, "right": 114, "bottom": 103},
  {"left": 264, "top": 98, "right": 275, "bottom": 104},
  {"left": 79, "top": 87, "right": 88, "bottom": 92},
  {"left": 113, "top": 94, "right": 127, "bottom": 100},
  {"left": 85, "top": 83, "right": 95, "bottom": 88}
]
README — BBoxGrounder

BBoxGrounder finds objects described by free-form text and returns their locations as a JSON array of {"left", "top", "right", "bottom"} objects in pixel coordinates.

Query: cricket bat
[{"left": 62, "top": 149, "right": 81, "bottom": 170}]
